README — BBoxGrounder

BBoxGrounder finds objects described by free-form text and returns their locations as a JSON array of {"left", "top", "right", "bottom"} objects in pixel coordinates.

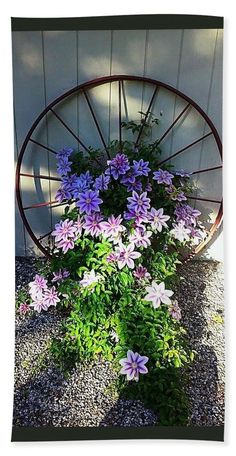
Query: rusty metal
[
  {"left": 82, "top": 89, "right": 110, "bottom": 159},
  {"left": 191, "top": 165, "right": 222, "bottom": 175},
  {"left": 20, "top": 172, "right": 61, "bottom": 182},
  {"left": 16, "top": 75, "right": 223, "bottom": 257},
  {"left": 29, "top": 138, "right": 57, "bottom": 155}
]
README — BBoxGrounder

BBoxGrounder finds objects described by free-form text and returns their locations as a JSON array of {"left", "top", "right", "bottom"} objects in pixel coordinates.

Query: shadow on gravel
[{"left": 175, "top": 261, "right": 224, "bottom": 425}]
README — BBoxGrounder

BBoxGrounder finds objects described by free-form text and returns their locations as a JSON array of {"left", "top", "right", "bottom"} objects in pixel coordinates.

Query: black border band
[
  {"left": 11, "top": 425, "right": 224, "bottom": 442},
  {"left": 11, "top": 15, "right": 223, "bottom": 31}
]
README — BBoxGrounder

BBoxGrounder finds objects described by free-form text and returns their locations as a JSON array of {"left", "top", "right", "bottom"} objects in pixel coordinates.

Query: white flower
[
  {"left": 170, "top": 221, "right": 191, "bottom": 242},
  {"left": 144, "top": 281, "right": 174, "bottom": 309},
  {"left": 148, "top": 208, "right": 170, "bottom": 232},
  {"left": 79, "top": 269, "right": 102, "bottom": 289},
  {"left": 115, "top": 243, "right": 141, "bottom": 269}
]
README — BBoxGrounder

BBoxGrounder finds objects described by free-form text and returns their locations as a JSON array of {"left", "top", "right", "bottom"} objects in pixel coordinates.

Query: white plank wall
[{"left": 12, "top": 29, "right": 223, "bottom": 260}]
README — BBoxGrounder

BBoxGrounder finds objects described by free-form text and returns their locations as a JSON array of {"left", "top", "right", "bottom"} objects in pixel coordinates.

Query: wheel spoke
[
  {"left": 152, "top": 103, "right": 191, "bottom": 151},
  {"left": 23, "top": 200, "right": 69, "bottom": 210},
  {"left": 49, "top": 108, "right": 102, "bottom": 166},
  {"left": 191, "top": 165, "right": 222, "bottom": 175},
  {"left": 82, "top": 89, "right": 111, "bottom": 159},
  {"left": 186, "top": 195, "right": 221, "bottom": 204},
  {"left": 157, "top": 132, "right": 213, "bottom": 166},
  {"left": 20, "top": 172, "right": 61, "bottom": 182},
  {"left": 135, "top": 85, "right": 159, "bottom": 147},
  {"left": 38, "top": 230, "right": 52, "bottom": 241},
  {"left": 118, "top": 80, "right": 122, "bottom": 149},
  {"left": 29, "top": 138, "right": 57, "bottom": 155}
]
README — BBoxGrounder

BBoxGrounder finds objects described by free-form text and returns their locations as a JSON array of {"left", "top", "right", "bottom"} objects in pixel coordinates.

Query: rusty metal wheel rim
[{"left": 16, "top": 74, "right": 223, "bottom": 258}]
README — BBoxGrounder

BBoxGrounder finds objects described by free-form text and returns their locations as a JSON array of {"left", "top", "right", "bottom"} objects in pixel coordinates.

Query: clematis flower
[
  {"left": 101, "top": 214, "right": 126, "bottom": 240},
  {"left": 174, "top": 204, "right": 201, "bottom": 227},
  {"left": 83, "top": 213, "right": 104, "bottom": 237},
  {"left": 124, "top": 209, "right": 149, "bottom": 227},
  {"left": 29, "top": 296, "right": 49, "bottom": 313},
  {"left": 132, "top": 159, "right": 151, "bottom": 176},
  {"left": 55, "top": 187, "right": 72, "bottom": 203},
  {"left": 52, "top": 219, "right": 77, "bottom": 242},
  {"left": 129, "top": 227, "right": 152, "bottom": 248},
  {"left": 76, "top": 190, "right": 103, "bottom": 215},
  {"left": 52, "top": 269, "right": 70, "bottom": 283},
  {"left": 19, "top": 302, "right": 30, "bottom": 314},
  {"left": 74, "top": 215, "right": 84, "bottom": 238},
  {"left": 148, "top": 207, "right": 170, "bottom": 232},
  {"left": 29, "top": 275, "right": 48, "bottom": 299},
  {"left": 125, "top": 180, "right": 143, "bottom": 193},
  {"left": 168, "top": 300, "right": 182, "bottom": 320},
  {"left": 153, "top": 169, "right": 174, "bottom": 186},
  {"left": 106, "top": 153, "right": 130, "bottom": 180},
  {"left": 127, "top": 191, "right": 150, "bottom": 215},
  {"left": 44, "top": 286, "right": 60, "bottom": 307},
  {"left": 57, "top": 156, "right": 72, "bottom": 176},
  {"left": 57, "top": 237, "right": 75, "bottom": 254},
  {"left": 119, "top": 350, "right": 149, "bottom": 382},
  {"left": 133, "top": 264, "right": 151, "bottom": 281},
  {"left": 115, "top": 243, "right": 141, "bottom": 269},
  {"left": 56, "top": 147, "right": 73, "bottom": 159},
  {"left": 174, "top": 169, "right": 192, "bottom": 178},
  {"left": 79, "top": 269, "right": 102, "bottom": 289},
  {"left": 94, "top": 173, "right": 110, "bottom": 191},
  {"left": 170, "top": 222, "right": 191, "bottom": 242},
  {"left": 144, "top": 281, "right": 173, "bottom": 308},
  {"left": 120, "top": 168, "right": 139, "bottom": 185}
]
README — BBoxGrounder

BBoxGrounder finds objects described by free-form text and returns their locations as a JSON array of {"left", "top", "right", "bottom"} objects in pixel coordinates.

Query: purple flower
[
  {"left": 44, "top": 286, "right": 60, "bottom": 307},
  {"left": 168, "top": 300, "right": 182, "bottom": 320},
  {"left": 57, "top": 157, "right": 72, "bottom": 176},
  {"left": 56, "top": 238, "right": 75, "bottom": 254},
  {"left": 174, "top": 204, "right": 201, "bottom": 227},
  {"left": 19, "top": 302, "right": 30, "bottom": 314},
  {"left": 120, "top": 168, "right": 139, "bottom": 185},
  {"left": 189, "top": 227, "right": 205, "bottom": 245},
  {"left": 145, "top": 182, "right": 152, "bottom": 192},
  {"left": 52, "top": 219, "right": 77, "bottom": 242},
  {"left": 52, "top": 269, "right": 70, "bottom": 283},
  {"left": 170, "top": 190, "right": 187, "bottom": 202},
  {"left": 83, "top": 213, "right": 104, "bottom": 237},
  {"left": 30, "top": 297, "right": 49, "bottom": 313},
  {"left": 144, "top": 281, "right": 174, "bottom": 308},
  {"left": 123, "top": 210, "right": 149, "bottom": 226},
  {"left": 127, "top": 191, "right": 150, "bottom": 215},
  {"left": 125, "top": 180, "right": 143, "bottom": 193},
  {"left": 29, "top": 275, "right": 48, "bottom": 299},
  {"left": 153, "top": 169, "right": 174, "bottom": 185},
  {"left": 62, "top": 174, "right": 79, "bottom": 193},
  {"left": 129, "top": 227, "right": 152, "bottom": 248},
  {"left": 148, "top": 208, "right": 170, "bottom": 232},
  {"left": 132, "top": 159, "right": 151, "bottom": 176},
  {"left": 106, "top": 252, "right": 119, "bottom": 263},
  {"left": 55, "top": 187, "right": 72, "bottom": 203},
  {"left": 57, "top": 147, "right": 73, "bottom": 159},
  {"left": 101, "top": 215, "right": 126, "bottom": 240},
  {"left": 119, "top": 350, "right": 149, "bottom": 382},
  {"left": 133, "top": 265, "right": 151, "bottom": 281},
  {"left": 94, "top": 173, "right": 110, "bottom": 191},
  {"left": 115, "top": 243, "right": 141, "bottom": 269},
  {"left": 76, "top": 190, "right": 103, "bottom": 215},
  {"left": 106, "top": 153, "right": 130, "bottom": 180}
]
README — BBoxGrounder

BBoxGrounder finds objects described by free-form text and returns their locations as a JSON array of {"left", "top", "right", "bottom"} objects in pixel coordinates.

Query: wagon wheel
[{"left": 16, "top": 75, "right": 222, "bottom": 259}]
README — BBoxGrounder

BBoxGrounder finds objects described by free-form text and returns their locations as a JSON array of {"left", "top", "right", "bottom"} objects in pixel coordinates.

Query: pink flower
[
  {"left": 129, "top": 227, "right": 152, "bottom": 248},
  {"left": 144, "top": 281, "right": 174, "bottom": 309},
  {"left": 57, "top": 238, "right": 75, "bottom": 254},
  {"left": 148, "top": 207, "right": 170, "bottom": 232},
  {"left": 115, "top": 243, "right": 141, "bottom": 269},
  {"left": 19, "top": 302, "right": 30, "bottom": 314},
  {"left": 170, "top": 222, "right": 191, "bottom": 242},
  {"left": 133, "top": 264, "right": 151, "bottom": 281},
  {"left": 83, "top": 213, "right": 104, "bottom": 237},
  {"left": 29, "top": 275, "right": 48, "bottom": 299},
  {"left": 168, "top": 300, "right": 182, "bottom": 320},
  {"left": 44, "top": 286, "right": 60, "bottom": 307},
  {"left": 52, "top": 219, "right": 77, "bottom": 242},
  {"left": 101, "top": 215, "right": 126, "bottom": 239},
  {"left": 29, "top": 297, "right": 49, "bottom": 313},
  {"left": 119, "top": 350, "right": 149, "bottom": 382}
]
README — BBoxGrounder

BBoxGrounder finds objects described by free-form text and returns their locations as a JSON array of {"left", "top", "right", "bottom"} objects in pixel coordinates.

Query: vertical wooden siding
[{"left": 13, "top": 29, "right": 223, "bottom": 258}]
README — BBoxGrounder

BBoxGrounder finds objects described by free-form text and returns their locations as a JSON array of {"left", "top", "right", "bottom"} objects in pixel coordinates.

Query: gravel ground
[{"left": 13, "top": 257, "right": 224, "bottom": 427}]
